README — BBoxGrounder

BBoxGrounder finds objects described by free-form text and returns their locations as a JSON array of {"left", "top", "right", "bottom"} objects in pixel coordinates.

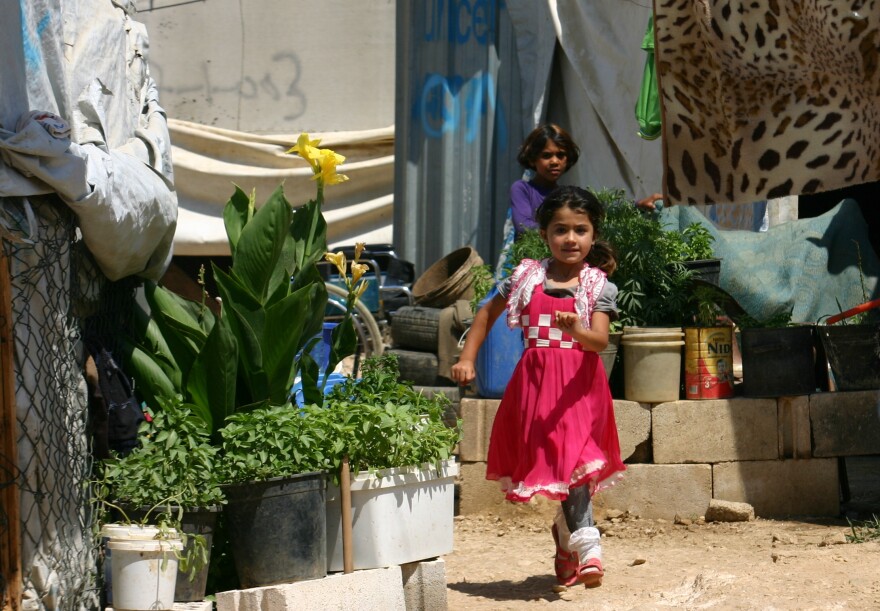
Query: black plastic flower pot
[
  {"left": 818, "top": 324, "right": 880, "bottom": 391},
  {"left": 222, "top": 471, "right": 327, "bottom": 588},
  {"left": 740, "top": 326, "right": 818, "bottom": 398}
]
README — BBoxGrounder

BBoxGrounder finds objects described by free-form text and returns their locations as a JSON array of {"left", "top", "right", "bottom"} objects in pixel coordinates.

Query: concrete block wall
[
  {"left": 215, "top": 560, "right": 448, "bottom": 611},
  {"left": 456, "top": 390, "right": 880, "bottom": 520}
]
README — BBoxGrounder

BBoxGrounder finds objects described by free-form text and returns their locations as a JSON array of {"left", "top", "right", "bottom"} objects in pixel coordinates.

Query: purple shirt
[{"left": 510, "top": 179, "right": 555, "bottom": 235}]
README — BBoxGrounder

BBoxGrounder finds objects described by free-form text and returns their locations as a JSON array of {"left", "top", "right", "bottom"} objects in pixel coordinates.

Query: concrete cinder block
[
  {"left": 458, "top": 398, "right": 500, "bottom": 462},
  {"left": 215, "top": 566, "right": 406, "bottom": 611},
  {"left": 777, "top": 395, "right": 812, "bottom": 459},
  {"left": 401, "top": 559, "right": 447, "bottom": 611},
  {"left": 652, "top": 398, "right": 777, "bottom": 463},
  {"left": 713, "top": 459, "right": 840, "bottom": 518},
  {"left": 810, "top": 391, "right": 880, "bottom": 457},
  {"left": 613, "top": 400, "right": 651, "bottom": 462},
  {"left": 593, "top": 463, "right": 712, "bottom": 521},
  {"left": 456, "top": 461, "right": 556, "bottom": 521}
]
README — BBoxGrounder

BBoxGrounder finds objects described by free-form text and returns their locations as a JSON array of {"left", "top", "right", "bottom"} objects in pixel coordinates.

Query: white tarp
[
  {"left": 134, "top": 0, "right": 397, "bottom": 256},
  {"left": 167, "top": 120, "right": 394, "bottom": 255}
]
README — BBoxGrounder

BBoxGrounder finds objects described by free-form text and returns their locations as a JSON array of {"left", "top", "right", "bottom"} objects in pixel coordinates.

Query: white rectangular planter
[{"left": 325, "top": 458, "right": 458, "bottom": 572}]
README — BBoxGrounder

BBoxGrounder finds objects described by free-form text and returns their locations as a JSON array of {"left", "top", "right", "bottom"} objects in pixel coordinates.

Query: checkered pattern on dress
[{"left": 521, "top": 314, "right": 584, "bottom": 350}]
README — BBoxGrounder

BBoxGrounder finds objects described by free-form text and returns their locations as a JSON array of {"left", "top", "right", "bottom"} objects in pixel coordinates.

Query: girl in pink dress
[{"left": 452, "top": 186, "right": 625, "bottom": 588}]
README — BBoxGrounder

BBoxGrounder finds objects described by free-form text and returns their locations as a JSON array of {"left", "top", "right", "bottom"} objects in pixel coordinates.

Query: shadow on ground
[{"left": 447, "top": 574, "right": 564, "bottom": 603}]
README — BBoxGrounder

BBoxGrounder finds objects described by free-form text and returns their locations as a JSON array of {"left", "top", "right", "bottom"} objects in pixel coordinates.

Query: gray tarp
[
  {"left": 1, "top": 0, "right": 177, "bottom": 282},
  {"left": 0, "top": 1, "right": 177, "bottom": 608}
]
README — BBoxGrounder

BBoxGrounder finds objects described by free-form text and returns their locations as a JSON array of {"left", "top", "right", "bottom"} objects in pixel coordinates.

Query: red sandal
[
  {"left": 551, "top": 523, "right": 579, "bottom": 586},
  {"left": 576, "top": 557, "right": 604, "bottom": 588}
]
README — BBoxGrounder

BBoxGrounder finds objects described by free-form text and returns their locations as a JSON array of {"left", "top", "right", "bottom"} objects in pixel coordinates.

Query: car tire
[{"left": 391, "top": 306, "right": 442, "bottom": 351}]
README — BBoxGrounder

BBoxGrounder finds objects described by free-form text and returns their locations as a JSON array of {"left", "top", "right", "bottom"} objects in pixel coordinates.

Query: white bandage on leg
[
  {"left": 569, "top": 526, "right": 602, "bottom": 562},
  {"left": 554, "top": 508, "right": 572, "bottom": 552}
]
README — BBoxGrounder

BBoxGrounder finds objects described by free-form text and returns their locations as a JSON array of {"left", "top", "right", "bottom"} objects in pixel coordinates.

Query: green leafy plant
[
  {"left": 595, "top": 188, "right": 704, "bottom": 327},
  {"left": 93, "top": 395, "right": 222, "bottom": 579},
  {"left": 507, "top": 229, "right": 552, "bottom": 266},
  {"left": 736, "top": 307, "right": 795, "bottom": 329},
  {"left": 121, "top": 135, "right": 359, "bottom": 438},
  {"left": 469, "top": 264, "right": 495, "bottom": 314},
  {"left": 99, "top": 396, "right": 225, "bottom": 509},
  {"left": 690, "top": 285, "right": 727, "bottom": 327},
  {"left": 322, "top": 353, "right": 461, "bottom": 476},
  {"left": 846, "top": 514, "right": 880, "bottom": 543},
  {"left": 218, "top": 354, "right": 461, "bottom": 485}
]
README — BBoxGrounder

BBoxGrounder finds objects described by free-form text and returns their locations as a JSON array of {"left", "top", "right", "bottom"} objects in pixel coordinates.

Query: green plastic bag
[{"left": 635, "top": 15, "right": 661, "bottom": 140}]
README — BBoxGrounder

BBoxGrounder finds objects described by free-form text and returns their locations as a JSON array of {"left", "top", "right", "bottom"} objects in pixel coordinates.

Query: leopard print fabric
[{"left": 654, "top": 0, "right": 880, "bottom": 205}]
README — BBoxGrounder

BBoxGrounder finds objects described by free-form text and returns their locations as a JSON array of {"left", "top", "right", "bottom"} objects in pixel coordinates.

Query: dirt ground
[{"left": 445, "top": 511, "right": 880, "bottom": 610}]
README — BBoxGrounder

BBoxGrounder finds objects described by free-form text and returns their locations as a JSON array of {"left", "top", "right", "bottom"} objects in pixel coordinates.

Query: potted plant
[
  {"left": 94, "top": 395, "right": 224, "bottom": 603},
  {"left": 817, "top": 248, "right": 880, "bottom": 391},
  {"left": 214, "top": 352, "right": 461, "bottom": 578},
  {"left": 737, "top": 308, "right": 820, "bottom": 398},
  {"left": 319, "top": 353, "right": 461, "bottom": 571},
  {"left": 116, "top": 133, "right": 365, "bottom": 589}
]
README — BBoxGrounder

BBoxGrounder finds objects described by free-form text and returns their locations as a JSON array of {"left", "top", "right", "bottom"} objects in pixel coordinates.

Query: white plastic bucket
[
  {"left": 100, "top": 523, "right": 180, "bottom": 605},
  {"left": 622, "top": 338, "right": 684, "bottom": 403},
  {"left": 623, "top": 326, "right": 684, "bottom": 335},
  {"left": 108, "top": 538, "right": 183, "bottom": 611}
]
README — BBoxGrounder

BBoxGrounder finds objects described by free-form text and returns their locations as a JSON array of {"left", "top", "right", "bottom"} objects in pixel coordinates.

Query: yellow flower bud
[
  {"left": 354, "top": 242, "right": 366, "bottom": 262},
  {"left": 354, "top": 280, "right": 369, "bottom": 299},
  {"left": 324, "top": 251, "right": 347, "bottom": 277},
  {"left": 350, "top": 262, "right": 368, "bottom": 284}
]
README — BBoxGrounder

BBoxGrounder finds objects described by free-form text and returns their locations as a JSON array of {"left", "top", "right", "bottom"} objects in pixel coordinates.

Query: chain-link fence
[{"left": 2, "top": 195, "right": 124, "bottom": 611}]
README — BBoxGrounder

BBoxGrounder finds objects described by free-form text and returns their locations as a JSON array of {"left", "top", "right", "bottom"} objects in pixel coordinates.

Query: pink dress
[{"left": 486, "top": 261, "right": 625, "bottom": 503}]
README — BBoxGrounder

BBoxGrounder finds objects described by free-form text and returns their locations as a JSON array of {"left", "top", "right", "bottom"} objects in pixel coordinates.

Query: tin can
[{"left": 685, "top": 327, "right": 734, "bottom": 399}]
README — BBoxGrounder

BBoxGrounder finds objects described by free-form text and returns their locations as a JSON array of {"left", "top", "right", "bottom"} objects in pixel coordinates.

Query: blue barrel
[{"left": 475, "top": 289, "right": 524, "bottom": 398}]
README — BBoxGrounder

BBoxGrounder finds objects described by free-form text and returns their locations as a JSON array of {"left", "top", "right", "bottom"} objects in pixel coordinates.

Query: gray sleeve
[{"left": 594, "top": 281, "right": 619, "bottom": 322}]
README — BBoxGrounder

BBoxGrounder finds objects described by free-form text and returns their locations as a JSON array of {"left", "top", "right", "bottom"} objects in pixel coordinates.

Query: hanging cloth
[{"left": 635, "top": 15, "right": 661, "bottom": 141}]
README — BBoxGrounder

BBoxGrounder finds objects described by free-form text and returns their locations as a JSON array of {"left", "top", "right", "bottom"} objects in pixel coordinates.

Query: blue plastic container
[
  {"left": 475, "top": 289, "right": 524, "bottom": 398},
  {"left": 310, "top": 322, "right": 338, "bottom": 370},
  {"left": 290, "top": 373, "right": 348, "bottom": 407}
]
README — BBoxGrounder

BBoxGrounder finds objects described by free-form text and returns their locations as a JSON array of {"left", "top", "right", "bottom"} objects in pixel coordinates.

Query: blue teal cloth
[{"left": 660, "top": 199, "right": 880, "bottom": 324}]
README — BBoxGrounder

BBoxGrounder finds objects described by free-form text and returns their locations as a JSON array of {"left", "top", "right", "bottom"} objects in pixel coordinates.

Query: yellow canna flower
[
  {"left": 324, "top": 251, "right": 347, "bottom": 277},
  {"left": 354, "top": 280, "right": 369, "bottom": 299},
  {"left": 287, "top": 133, "right": 323, "bottom": 173},
  {"left": 350, "top": 262, "right": 368, "bottom": 284},
  {"left": 354, "top": 242, "right": 366, "bottom": 262},
  {"left": 316, "top": 148, "right": 349, "bottom": 185}
]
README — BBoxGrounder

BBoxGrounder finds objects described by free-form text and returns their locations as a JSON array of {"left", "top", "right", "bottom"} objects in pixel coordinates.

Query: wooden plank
[{"left": 0, "top": 248, "right": 21, "bottom": 611}]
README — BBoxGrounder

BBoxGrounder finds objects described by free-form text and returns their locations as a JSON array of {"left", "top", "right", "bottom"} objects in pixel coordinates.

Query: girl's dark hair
[
  {"left": 516, "top": 123, "right": 580, "bottom": 170},
  {"left": 535, "top": 186, "right": 617, "bottom": 275}
]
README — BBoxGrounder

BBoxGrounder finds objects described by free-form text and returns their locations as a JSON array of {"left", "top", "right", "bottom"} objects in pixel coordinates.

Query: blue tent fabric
[{"left": 660, "top": 200, "right": 880, "bottom": 324}]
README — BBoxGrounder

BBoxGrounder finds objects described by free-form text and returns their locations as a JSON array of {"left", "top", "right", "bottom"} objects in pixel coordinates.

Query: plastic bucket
[
  {"left": 598, "top": 332, "right": 622, "bottom": 381},
  {"left": 475, "top": 287, "right": 524, "bottom": 398},
  {"left": 740, "top": 326, "right": 817, "bottom": 397},
  {"left": 122, "top": 507, "right": 220, "bottom": 603},
  {"left": 100, "top": 523, "right": 179, "bottom": 606},
  {"left": 818, "top": 324, "right": 880, "bottom": 391},
  {"left": 223, "top": 471, "right": 327, "bottom": 588},
  {"left": 108, "top": 538, "right": 183, "bottom": 611},
  {"left": 621, "top": 338, "right": 684, "bottom": 403},
  {"left": 623, "top": 326, "right": 684, "bottom": 335},
  {"left": 684, "top": 327, "right": 734, "bottom": 399}
]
